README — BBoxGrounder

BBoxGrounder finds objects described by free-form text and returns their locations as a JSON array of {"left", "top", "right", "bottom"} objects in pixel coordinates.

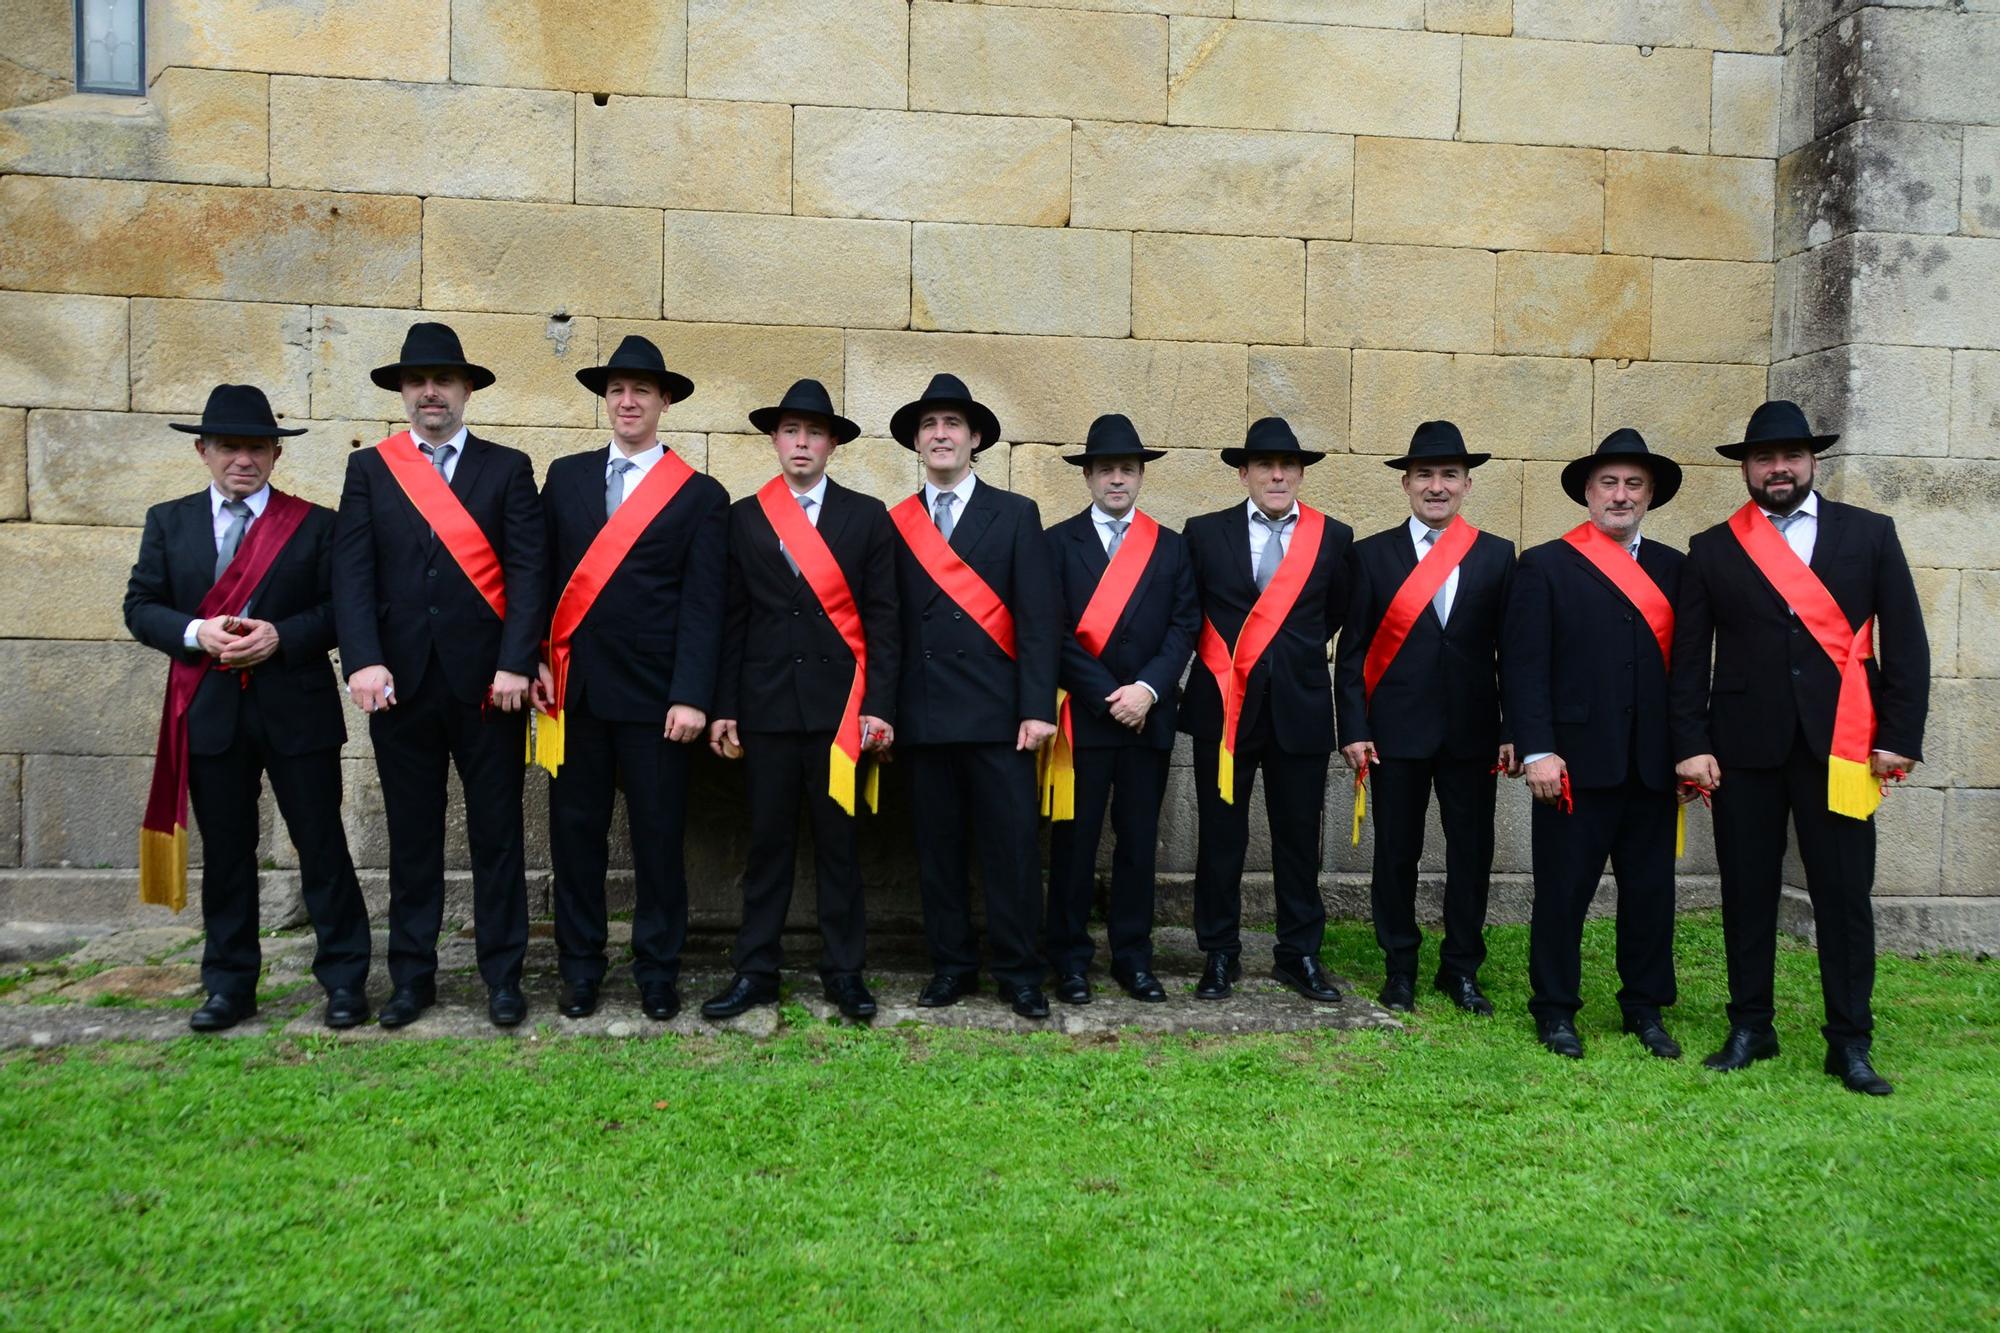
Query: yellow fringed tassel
[
  {"left": 531, "top": 710, "right": 565, "bottom": 778},
  {"left": 1350, "top": 775, "right": 1367, "bottom": 848},
  {"left": 1039, "top": 691, "right": 1075, "bottom": 821},
  {"left": 1216, "top": 744, "right": 1235, "bottom": 805},
  {"left": 861, "top": 756, "right": 880, "bottom": 815},
  {"left": 138, "top": 824, "right": 189, "bottom": 914},
  {"left": 1675, "top": 800, "right": 1686, "bottom": 859},
  {"left": 830, "top": 744, "right": 856, "bottom": 816},
  {"left": 1827, "top": 754, "right": 1882, "bottom": 821}
]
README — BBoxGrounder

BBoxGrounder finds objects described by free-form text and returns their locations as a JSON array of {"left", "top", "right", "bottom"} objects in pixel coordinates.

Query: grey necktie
[
  {"left": 1252, "top": 512, "right": 1293, "bottom": 591},
  {"left": 215, "top": 499, "right": 251, "bottom": 581},
  {"left": 1106, "top": 518, "right": 1128, "bottom": 558},
  {"left": 607, "top": 457, "right": 636, "bottom": 517},
  {"left": 421, "top": 440, "right": 455, "bottom": 479},
  {"left": 1421, "top": 528, "right": 1450, "bottom": 625},
  {"left": 783, "top": 494, "right": 813, "bottom": 575},
  {"left": 1771, "top": 510, "right": 1804, "bottom": 535},
  {"left": 933, "top": 490, "right": 958, "bottom": 542}
]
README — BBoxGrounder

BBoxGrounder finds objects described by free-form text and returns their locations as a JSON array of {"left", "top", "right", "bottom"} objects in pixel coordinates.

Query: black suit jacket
[
  {"left": 716, "top": 477, "right": 899, "bottom": 732},
  {"left": 1503, "top": 534, "right": 1683, "bottom": 791},
  {"left": 1045, "top": 508, "right": 1200, "bottom": 751},
  {"left": 1669, "top": 498, "right": 1929, "bottom": 768},
  {"left": 1177, "top": 502, "right": 1353, "bottom": 756},
  {"left": 893, "top": 479, "right": 1060, "bottom": 746},
  {"left": 332, "top": 433, "right": 547, "bottom": 705},
  {"left": 540, "top": 446, "right": 729, "bottom": 722},
  {"left": 1335, "top": 523, "right": 1514, "bottom": 761},
  {"left": 124, "top": 489, "right": 346, "bottom": 756}
]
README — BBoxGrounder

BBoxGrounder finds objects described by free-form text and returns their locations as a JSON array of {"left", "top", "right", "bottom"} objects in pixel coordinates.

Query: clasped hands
[{"left": 195, "top": 615, "right": 280, "bottom": 670}]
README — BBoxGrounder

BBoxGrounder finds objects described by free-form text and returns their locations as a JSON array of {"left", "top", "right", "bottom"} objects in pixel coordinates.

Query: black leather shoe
[
  {"left": 487, "top": 985, "right": 526, "bottom": 1027},
  {"left": 1825, "top": 1045, "right": 1894, "bottom": 1096},
  {"left": 1703, "top": 1025, "right": 1779, "bottom": 1072},
  {"left": 702, "top": 974, "right": 780, "bottom": 1020},
  {"left": 323, "top": 988, "right": 369, "bottom": 1030},
  {"left": 377, "top": 982, "right": 436, "bottom": 1030},
  {"left": 917, "top": 973, "right": 976, "bottom": 1008},
  {"left": 1622, "top": 1015, "right": 1683, "bottom": 1059},
  {"left": 1194, "top": 952, "right": 1241, "bottom": 1000},
  {"left": 1009, "top": 985, "right": 1051, "bottom": 1020},
  {"left": 1274, "top": 955, "right": 1343, "bottom": 1003},
  {"left": 1378, "top": 974, "right": 1416, "bottom": 1012},
  {"left": 824, "top": 975, "right": 877, "bottom": 1021},
  {"left": 1435, "top": 971, "right": 1494, "bottom": 1016},
  {"left": 189, "top": 993, "right": 254, "bottom": 1033},
  {"left": 1114, "top": 969, "right": 1167, "bottom": 1003},
  {"left": 640, "top": 982, "right": 681, "bottom": 1022},
  {"left": 1537, "top": 1017, "right": 1584, "bottom": 1058},
  {"left": 1054, "top": 972, "right": 1091, "bottom": 1005},
  {"left": 558, "top": 979, "right": 600, "bottom": 1019}
]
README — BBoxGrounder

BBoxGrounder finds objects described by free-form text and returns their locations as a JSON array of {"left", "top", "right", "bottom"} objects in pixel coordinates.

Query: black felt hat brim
[
  {"left": 1221, "top": 447, "right": 1325, "bottom": 468},
  {"left": 1560, "top": 455, "right": 1683, "bottom": 509},
  {"left": 576, "top": 366, "right": 696, "bottom": 403},
  {"left": 1384, "top": 452, "right": 1491, "bottom": 469},
  {"left": 371, "top": 362, "right": 497, "bottom": 393},
  {"left": 169, "top": 420, "right": 308, "bottom": 438},
  {"left": 748, "top": 404, "right": 861, "bottom": 444},
  {"left": 1062, "top": 447, "right": 1167, "bottom": 465},
  {"left": 1714, "top": 433, "right": 1839, "bottom": 461},
  {"left": 891, "top": 398, "right": 1002, "bottom": 454}
]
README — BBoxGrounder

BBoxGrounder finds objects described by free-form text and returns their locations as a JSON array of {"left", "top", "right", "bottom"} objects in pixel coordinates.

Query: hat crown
[
  {"left": 1594, "top": 427, "right": 1651, "bottom": 456},
  {"left": 603, "top": 334, "right": 667, "bottom": 373},
  {"left": 1083, "top": 413, "right": 1144, "bottom": 453},
  {"left": 205, "top": 383, "right": 278, "bottom": 427},
  {"left": 1243, "top": 416, "right": 1301, "bottom": 454},
  {"left": 396, "top": 321, "right": 469, "bottom": 367},
  {"left": 920, "top": 372, "right": 974, "bottom": 403},
  {"left": 1408, "top": 419, "right": 1470, "bottom": 456},
  {"left": 1743, "top": 399, "right": 1816, "bottom": 443},
  {"left": 774, "top": 377, "right": 838, "bottom": 417}
]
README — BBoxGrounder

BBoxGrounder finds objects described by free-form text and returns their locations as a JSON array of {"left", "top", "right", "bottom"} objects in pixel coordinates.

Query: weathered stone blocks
[
  {"left": 913, "top": 1, "right": 1167, "bottom": 123},
  {"left": 1132, "top": 233, "right": 1304, "bottom": 346},
  {"left": 423, "top": 199, "right": 662, "bottom": 319},
  {"left": 1591, "top": 360, "right": 1767, "bottom": 460},
  {"left": 0, "top": 69, "right": 267, "bottom": 186},
  {"left": 1650, "top": 260, "right": 1774, "bottom": 365},
  {"left": 1348, "top": 350, "right": 1593, "bottom": 460},
  {"left": 593, "top": 320, "right": 845, "bottom": 437},
  {"left": 914, "top": 224, "right": 1131, "bottom": 338},
  {"left": 1781, "top": 234, "right": 2000, "bottom": 357},
  {"left": 1711, "top": 52, "right": 1782, "bottom": 159},
  {"left": 577, "top": 96, "right": 790, "bottom": 213},
  {"left": 1305, "top": 242, "right": 1495, "bottom": 355},
  {"left": 1820, "top": 456, "right": 2000, "bottom": 571},
  {"left": 0, "top": 524, "right": 147, "bottom": 639},
  {"left": 1512, "top": 0, "right": 1779, "bottom": 54},
  {"left": 0, "top": 640, "right": 173, "bottom": 756},
  {"left": 1495, "top": 253, "right": 1651, "bottom": 360},
  {"left": 1426, "top": 0, "right": 1512, "bottom": 36},
  {"left": 310, "top": 306, "right": 600, "bottom": 428},
  {"left": 688, "top": 0, "right": 907, "bottom": 110},
  {"left": 1461, "top": 37, "right": 1711, "bottom": 153},
  {"left": 1606, "top": 151, "right": 1775, "bottom": 262},
  {"left": 131, "top": 298, "right": 312, "bottom": 419},
  {"left": 0, "top": 291, "right": 129, "bottom": 410},
  {"left": 1966, "top": 128, "right": 2000, "bottom": 238},
  {"left": 1072, "top": 122, "right": 1352, "bottom": 239},
  {"left": 450, "top": 0, "right": 685, "bottom": 96},
  {"left": 1169, "top": 19, "right": 1460, "bottom": 138},
  {"left": 0, "top": 408, "right": 23, "bottom": 519},
  {"left": 1952, "top": 351, "right": 2000, "bottom": 459},
  {"left": 1815, "top": 7, "right": 2000, "bottom": 137},
  {"left": 1247, "top": 347, "right": 1350, "bottom": 452},
  {"left": 155, "top": 0, "right": 452, "bottom": 82},
  {"left": 1776, "top": 120, "right": 1962, "bottom": 259},
  {"left": 1768, "top": 344, "right": 1953, "bottom": 457},
  {"left": 1353, "top": 137, "right": 1603, "bottom": 253},
  {"left": 793, "top": 108, "right": 1071, "bottom": 227},
  {"left": 662, "top": 212, "right": 909, "bottom": 330}
]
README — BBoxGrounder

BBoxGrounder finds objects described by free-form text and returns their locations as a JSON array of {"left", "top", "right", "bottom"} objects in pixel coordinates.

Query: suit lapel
[
  {"left": 177, "top": 492, "right": 219, "bottom": 601},
  {"left": 946, "top": 481, "right": 998, "bottom": 560},
  {"left": 1074, "top": 509, "right": 1110, "bottom": 581},
  {"left": 1230, "top": 504, "right": 1256, "bottom": 593},
  {"left": 817, "top": 478, "right": 855, "bottom": 555},
  {"left": 1808, "top": 498, "right": 1846, "bottom": 572},
  {"left": 575, "top": 449, "right": 609, "bottom": 540}
]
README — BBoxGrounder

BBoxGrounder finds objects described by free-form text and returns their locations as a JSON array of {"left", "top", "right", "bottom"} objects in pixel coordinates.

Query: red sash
[
  {"left": 1726, "top": 502, "right": 1882, "bottom": 819},
  {"left": 1041, "top": 511, "right": 1161, "bottom": 821},
  {"left": 888, "top": 493, "right": 1016, "bottom": 657},
  {"left": 1195, "top": 505, "right": 1327, "bottom": 803},
  {"left": 376, "top": 431, "right": 506, "bottom": 620},
  {"left": 758, "top": 476, "right": 880, "bottom": 815},
  {"left": 531, "top": 451, "right": 697, "bottom": 775},
  {"left": 139, "top": 490, "right": 313, "bottom": 912},
  {"left": 1562, "top": 522, "right": 1674, "bottom": 668},
  {"left": 1363, "top": 516, "right": 1478, "bottom": 701}
]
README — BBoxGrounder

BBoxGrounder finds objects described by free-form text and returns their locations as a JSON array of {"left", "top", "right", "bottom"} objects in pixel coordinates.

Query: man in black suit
[
  {"left": 888, "top": 373, "right": 1060, "bottom": 1019},
  {"left": 1180, "top": 417, "right": 1353, "bottom": 1004},
  {"left": 332, "top": 322, "right": 545, "bottom": 1029},
  {"left": 1671, "top": 401, "right": 1929, "bottom": 1096},
  {"left": 1335, "top": 421, "right": 1515, "bottom": 1016},
  {"left": 1504, "top": 430, "right": 1685, "bottom": 1061},
  {"left": 1042, "top": 414, "right": 1198, "bottom": 1005},
  {"left": 530, "top": 335, "right": 726, "bottom": 1025},
  {"left": 125, "top": 384, "right": 370, "bottom": 1032},
  {"left": 704, "top": 379, "right": 897, "bottom": 1023}
]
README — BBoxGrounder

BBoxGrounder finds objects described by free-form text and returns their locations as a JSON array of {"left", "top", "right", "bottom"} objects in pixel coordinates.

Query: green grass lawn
[{"left": 4, "top": 915, "right": 1996, "bottom": 1328}]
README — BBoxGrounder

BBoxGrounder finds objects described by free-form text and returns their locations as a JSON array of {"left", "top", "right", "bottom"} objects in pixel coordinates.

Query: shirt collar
[
  {"left": 1090, "top": 503, "right": 1137, "bottom": 528},
  {"left": 784, "top": 472, "right": 830, "bottom": 508},
  {"left": 925, "top": 470, "right": 978, "bottom": 509},
  {"left": 209, "top": 482, "right": 271, "bottom": 517},
  {"left": 1761, "top": 489, "right": 1820, "bottom": 524},
  {"left": 1408, "top": 514, "right": 1451, "bottom": 546},
  {"left": 1246, "top": 497, "right": 1300, "bottom": 525},
  {"left": 608, "top": 440, "right": 665, "bottom": 474},
  {"left": 417, "top": 425, "right": 468, "bottom": 456}
]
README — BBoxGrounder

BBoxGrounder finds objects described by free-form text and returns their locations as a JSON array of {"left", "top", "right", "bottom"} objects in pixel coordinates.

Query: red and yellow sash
[
  {"left": 139, "top": 490, "right": 312, "bottom": 912},
  {"left": 1195, "top": 505, "right": 1327, "bottom": 804},
  {"left": 888, "top": 493, "right": 1017, "bottom": 657},
  {"left": 377, "top": 431, "right": 506, "bottom": 620},
  {"left": 1041, "top": 512, "right": 1160, "bottom": 821},
  {"left": 531, "top": 450, "right": 697, "bottom": 775},
  {"left": 1726, "top": 502, "right": 1882, "bottom": 820},
  {"left": 759, "top": 477, "right": 880, "bottom": 815}
]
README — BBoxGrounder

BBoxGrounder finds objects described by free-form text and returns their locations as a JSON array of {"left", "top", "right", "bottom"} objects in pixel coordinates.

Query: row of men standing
[{"left": 125, "top": 321, "right": 1927, "bottom": 1096}]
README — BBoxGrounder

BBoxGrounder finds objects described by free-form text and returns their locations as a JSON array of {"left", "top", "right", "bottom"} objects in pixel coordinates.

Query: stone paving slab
[{"left": 0, "top": 921, "right": 118, "bottom": 965}]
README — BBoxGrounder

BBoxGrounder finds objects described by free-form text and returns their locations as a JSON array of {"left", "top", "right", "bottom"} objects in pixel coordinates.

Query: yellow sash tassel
[
  {"left": 1350, "top": 775, "right": 1367, "bottom": 848},
  {"left": 828, "top": 745, "right": 882, "bottom": 817},
  {"left": 1827, "top": 754, "right": 1883, "bottom": 821},
  {"left": 1039, "top": 689, "right": 1076, "bottom": 821},
  {"left": 1216, "top": 744, "right": 1235, "bottom": 805},
  {"left": 138, "top": 824, "right": 189, "bottom": 914},
  {"left": 1674, "top": 800, "right": 1686, "bottom": 859},
  {"left": 530, "top": 709, "right": 566, "bottom": 778}
]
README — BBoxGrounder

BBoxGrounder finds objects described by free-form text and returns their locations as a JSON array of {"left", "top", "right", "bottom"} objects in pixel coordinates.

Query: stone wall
[{"left": 0, "top": 0, "right": 1989, "bottom": 949}]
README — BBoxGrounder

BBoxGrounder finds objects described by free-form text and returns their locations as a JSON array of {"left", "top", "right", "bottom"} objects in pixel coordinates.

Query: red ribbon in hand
[{"left": 1557, "top": 769, "right": 1574, "bottom": 815}]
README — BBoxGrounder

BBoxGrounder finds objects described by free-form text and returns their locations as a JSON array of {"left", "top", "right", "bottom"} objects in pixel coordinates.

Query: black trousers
[
  {"left": 1370, "top": 753, "right": 1496, "bottom": 982},
  {"left": 906, "top": 742, "right": 1045, "bottom": 991},
  {"left": 548, "top": 701, "right": 689, "bottom": 987},
  {"left": 369, "top": 656, "right": 528, "bottom": 990},
  {"left": 1190, "top": 735, "right": 1329, "bottom": 964},
  {"left": 1045, "top": 744, "right": 1170, "bottom": 977},
  {"left": 732, "top": 729, "right": 867, "bottom": 982},
  {"left": 187, "top": 685, "right": 369, "bottom": 1001},
  {"left": 1527, "top": 769, "right": 1677, "bottom": 1025},
  {"left": 1713, "top": 731, "right": 1877, "bottom": 1047}
]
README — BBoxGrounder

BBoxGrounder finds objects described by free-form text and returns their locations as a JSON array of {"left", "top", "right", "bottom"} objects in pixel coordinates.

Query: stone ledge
[{"left": 1780, "top": 889, "right": 2000, "bottom": 958}]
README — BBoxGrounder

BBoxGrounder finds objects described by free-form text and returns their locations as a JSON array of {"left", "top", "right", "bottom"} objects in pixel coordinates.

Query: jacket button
[
  {"left": 1623, "top": 613, "right": 1632, "bottom": 623},
  {"left": 1792, "top": 667, "right": 1802, "bottom": 677},
  {"left": 817, "top": 609, "right": 825, "bottom": 617},
  {"left": 428, "top": 606, "right": 439, "bottom": 616},
  {"left": 819, "top": 654, "right": 830, "bottom": 663},
  {"left": 955, "top": 649, "right": 966, "bottom": 658},
  {"left": 794, "top": 654, "right": 805, "bottom": 664},
  {"left": 1624, "top": 706, "right": 1633, "bottom": 715},
  {"left": 426, "top": 568, "right": 438, "bottom": 579},
  {"left": 924, "top": 650, "right": 933, "bottom": 660},
  {"left": 953, "top": 610, "right": 964, "bottom": 621},
  {"left": 922, "top": 611, "right": 931, "bottom": 622},
  {"left": 791, "top": 608, "right": 801, "bottom": 617}
]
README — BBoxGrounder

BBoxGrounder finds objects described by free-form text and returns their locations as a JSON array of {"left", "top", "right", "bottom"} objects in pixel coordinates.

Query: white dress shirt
[
  {"left": 923, "top": 469, "right": 978, "bottom": 519},
  {"left": 1410, "top": 515, "right": 1460, "bottom": 624},
  {"left": 417, "top": 425, "right": 469, "bottom": 482},
  {"left": 1089, "top": 503, "right": 1157, "bottom": 703},
  {"left": 1760, "top": 488, "right": 1820, "bottom": 566},
  {"left": 1245, "top": 497, "right": 1301, "bottom": 569},
  {"left": 606, "top": 438, "right": 665, "bottom": 486},
  {"left": 183, "top": 482, "right": 271, "bottom": 647}
]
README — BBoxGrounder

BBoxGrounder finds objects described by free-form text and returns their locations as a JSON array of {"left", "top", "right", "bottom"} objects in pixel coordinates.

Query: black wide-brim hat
[
  {"left": 890, "top": 372, "right": 1002, "bottom": 453},
  {"left": 1715, "top": 399, "right": 1839, "bottom": 461},
  {"left": 1561, "top": 428, "right": 1682, "bottom": 509},
  {"left": 1385, "top": 419, "right": 1490, "bottom": 470},
  {"left": 370, "top": 321, "right": 496, "bottom": 392},
  {"left": 577, "top": 334, "right": 695, "bottom": 402},
  {"left": 748, "top": 377, "right": 859, "bottom": 444},
  {"left": 1221, "top": 415, "right": 1324, "bottom": 468},
  {"left": 1063, "top": 412, "right": 1165, "bottom": 466},
  {"left": 168, "top": 383, "right": 306, "bottom": 438}
]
